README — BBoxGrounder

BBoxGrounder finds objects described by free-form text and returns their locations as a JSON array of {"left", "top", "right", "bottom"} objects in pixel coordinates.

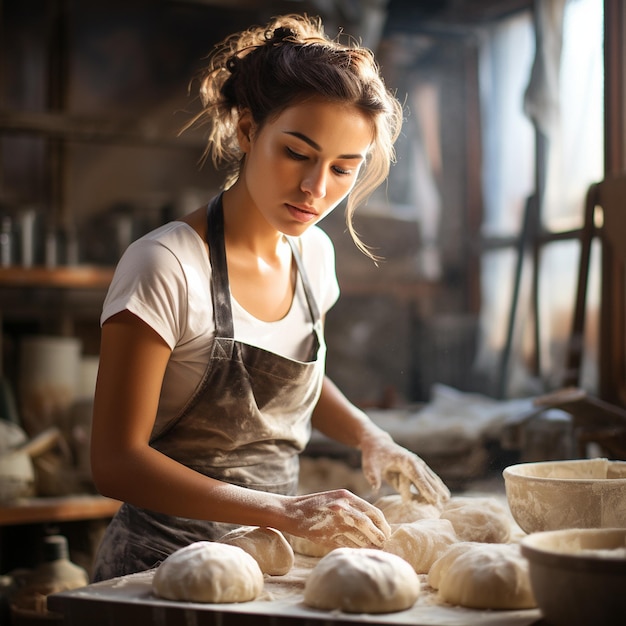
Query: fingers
[
  {"left": 363, "top": 464, "right": 382, "bottom": 492},
  {"left": 337, "top": 501, "right": 391, "bottom": 547},
  {"left": 293, "top": 490, "right": 391, "bottom": 549},
  {"left": 383, "top": 453, "right": 451, "bottom": 506}
]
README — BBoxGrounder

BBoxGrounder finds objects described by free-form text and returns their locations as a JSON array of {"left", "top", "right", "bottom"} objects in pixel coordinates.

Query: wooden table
[{"left": 48, "top": 557, "right": 545, "bottom": 626}]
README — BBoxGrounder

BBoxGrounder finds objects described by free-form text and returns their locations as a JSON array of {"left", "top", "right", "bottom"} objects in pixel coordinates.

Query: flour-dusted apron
[{"left": 92, "top": 194, "right": 326, "bottom": 581}]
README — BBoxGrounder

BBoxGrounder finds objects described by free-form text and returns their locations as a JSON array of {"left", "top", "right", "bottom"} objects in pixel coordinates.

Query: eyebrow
[{"left": 283, "top": 131, "right": 365, "bottom": 161}]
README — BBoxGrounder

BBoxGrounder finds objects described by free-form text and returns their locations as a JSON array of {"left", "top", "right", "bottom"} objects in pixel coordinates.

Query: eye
[
  {"left": 332, "top": 165, "right": 352, "bottom": 176},
  {"left": 286, "top": 146, "right": 307, "bottom": 160}
]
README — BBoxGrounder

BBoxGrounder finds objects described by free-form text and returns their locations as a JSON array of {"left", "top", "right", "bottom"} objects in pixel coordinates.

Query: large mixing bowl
[
  {"left": 521, "top": 528, "right": 626, "bottom": 626},
  {"left": 503, "top": 458, "right": 626, "bottom": 534}
]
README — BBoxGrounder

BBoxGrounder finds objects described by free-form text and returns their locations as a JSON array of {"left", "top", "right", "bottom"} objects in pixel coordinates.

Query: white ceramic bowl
[
  {"left": 521, "top": 528, "right": 626, "bottom": 626},
  {"left": 503, "top": 458, "right": 626, "bottom": 534}
]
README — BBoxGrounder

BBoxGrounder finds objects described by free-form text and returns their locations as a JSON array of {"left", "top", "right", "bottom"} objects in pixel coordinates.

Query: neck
[{"left": 221, "top": 183, "right": 286, "bottom": 260}]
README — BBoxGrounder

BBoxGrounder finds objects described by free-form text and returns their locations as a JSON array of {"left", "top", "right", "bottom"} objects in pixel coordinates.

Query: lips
[{"left": 286, "top": 202, "right": 318, "bottom": 223}]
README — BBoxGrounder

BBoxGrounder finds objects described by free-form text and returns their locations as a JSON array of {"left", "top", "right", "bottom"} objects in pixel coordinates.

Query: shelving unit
[
  {"left": 0, "top": 496, "right": 120, "bottom": 526},
  {"left": 0, "top": 266, "right": 114, "bottom": 289}
]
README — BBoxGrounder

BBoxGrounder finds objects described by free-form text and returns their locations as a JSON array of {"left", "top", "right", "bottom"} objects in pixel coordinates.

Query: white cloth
[
  {"left": 101, "top": 219, "right": 340, "bottom": 420},
  {"left": 523, "top": 0, "right": 567, "bottom": 136}
]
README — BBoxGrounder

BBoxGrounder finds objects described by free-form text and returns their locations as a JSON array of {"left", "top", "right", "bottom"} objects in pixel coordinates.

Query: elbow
[{"left": 90, "top": 450, "right": 124, "bottom": 500}]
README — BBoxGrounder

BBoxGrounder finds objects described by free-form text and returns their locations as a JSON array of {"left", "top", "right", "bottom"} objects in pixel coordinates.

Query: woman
[{"left": 90, "top": 13, "right": 449, "bottom": 582}]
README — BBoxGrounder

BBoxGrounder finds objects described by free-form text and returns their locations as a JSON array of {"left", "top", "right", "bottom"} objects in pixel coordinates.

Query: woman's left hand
[{"left": 360, "top": 430, "right": 451, "bottom": 506}]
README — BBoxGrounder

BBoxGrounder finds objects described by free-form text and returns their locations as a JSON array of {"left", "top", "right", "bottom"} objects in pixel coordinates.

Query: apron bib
[{"left": 92, "top": 194, "right": 326, "bottom": 581}]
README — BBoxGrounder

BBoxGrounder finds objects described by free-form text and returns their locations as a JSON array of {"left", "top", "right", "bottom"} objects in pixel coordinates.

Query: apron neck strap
[
  {"left": 206, "top": 194, "right": 234, "bottom": 338},
  {"left": 205, "top": 194, "right": 322, "bottom": 337}
]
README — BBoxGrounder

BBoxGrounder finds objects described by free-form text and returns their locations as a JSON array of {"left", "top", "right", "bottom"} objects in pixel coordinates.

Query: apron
[{"left": 92, "top": 194, "right": 326, "bottom": 581}]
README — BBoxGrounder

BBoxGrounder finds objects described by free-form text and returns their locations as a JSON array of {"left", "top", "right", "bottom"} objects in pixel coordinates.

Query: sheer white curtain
[{"left": 474, "top": 0, "right": 604, "bottom": 397}]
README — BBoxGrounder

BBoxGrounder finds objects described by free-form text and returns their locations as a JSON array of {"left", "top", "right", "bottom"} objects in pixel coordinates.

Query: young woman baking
[{"left": 90, "top": 13, "right": 450, "bottom": 581}]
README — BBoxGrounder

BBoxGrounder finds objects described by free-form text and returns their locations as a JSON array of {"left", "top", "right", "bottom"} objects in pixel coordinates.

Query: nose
[{"left": 301, "top": 164, "right": 327, "bottom": 199}]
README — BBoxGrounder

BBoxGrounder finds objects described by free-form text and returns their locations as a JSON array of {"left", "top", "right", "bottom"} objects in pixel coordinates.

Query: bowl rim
[
  {"left": 503, "top": 458, "right": 626, "bottom": 483},
  {"left": 521, "top": 528, "right": 626, "bottom": 573}
]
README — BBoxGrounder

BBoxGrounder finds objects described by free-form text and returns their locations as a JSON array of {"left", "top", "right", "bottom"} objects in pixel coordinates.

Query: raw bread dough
[
  {"left": 152, "top": 541, "right": 264, "bottom": 603},
  {"left": 428, "top": 542, "right": 536, "bottom": 610},
  {"left": 440, "top": 496, "right": 511, "bottom": 543},
  {"left": 285, "top": 533, "right": 334, "bottom": 558},
  {"left": 303, "top": 547, "right": 420, "bottom": 614},
  {"left": 383, "top": 518, "right": 458, "bottom": 573},
  {"left": 374, "top": 494, "right": 442, "bottom": 524},
  {"left": 218, "top": 526, "right": 294, "bottom": 575},
  {"left": 428, "top": 542, "right": 481, "bottom": 589}
]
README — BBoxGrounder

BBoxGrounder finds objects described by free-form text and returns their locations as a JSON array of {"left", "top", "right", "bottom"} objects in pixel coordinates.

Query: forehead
[{"left": 265, "top": 98, "right": 374, "bottom": 154}]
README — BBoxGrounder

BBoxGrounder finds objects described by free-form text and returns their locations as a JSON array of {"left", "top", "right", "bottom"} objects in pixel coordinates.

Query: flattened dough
[
  {"left": 383, "top": 518, "right": 458, "bottom": 573},
  {"left": 152, "top": 541, "right": 264, "bottom": 603},
  {"left": 440, "top": 496, "right": 511, "bottom": 543},
  {"left": 374, "top": 494, "right": 442, "bottom": 524},
  {"left": 218, "top": 526, "right": 294, "bottom": 575},
  {"left": 428, "top": 542, "right": 536, "bottom": 610},
  {"left": 304, "top": 547, "right": 420, "bottom": 614}
]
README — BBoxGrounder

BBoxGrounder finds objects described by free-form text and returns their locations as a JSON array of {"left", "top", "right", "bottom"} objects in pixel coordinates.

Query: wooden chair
[
  {"left": 565, "top": 174, "right": 626, "bottom": 405},
  {"left": 550, "top": 174, "right": 626, "bottom": 458}
]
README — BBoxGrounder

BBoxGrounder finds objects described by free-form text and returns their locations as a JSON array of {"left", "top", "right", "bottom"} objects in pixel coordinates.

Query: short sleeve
[
  {"left": 301, "top": 226, "right": 340, "bottom": 316},
  {"left": 101, "top": 238, "right": 188, "bottom": 349}
]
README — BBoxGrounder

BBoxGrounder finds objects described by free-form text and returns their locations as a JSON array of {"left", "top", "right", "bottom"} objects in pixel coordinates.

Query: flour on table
[
  {"left": 303, "top": 547, "right": 420, "bottom": 614},
  {"left": 440, "top": 496, "right": 511, "bottom": 543},
  {"left": 428, "top": 541, "right": 536, "bottom": 610},
  {"left": 218, "top": 526, "right": 294, "bottom": 575},
  {"left": 152, "top": 541, "right": 264, "bottom": 603},
  {"left": 383, "top": 517, "right": 458, "bottom": 573}
]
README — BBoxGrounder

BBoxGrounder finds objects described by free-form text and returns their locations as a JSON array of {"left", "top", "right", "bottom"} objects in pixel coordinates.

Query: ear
[{"left": 236, "top": 109, "right": 254, "bottom": 153}]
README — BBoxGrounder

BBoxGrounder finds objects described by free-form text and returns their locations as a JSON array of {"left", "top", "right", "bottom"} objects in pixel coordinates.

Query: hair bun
[{"left": 265, "top": 26, "right": 298, "bottom": 44}]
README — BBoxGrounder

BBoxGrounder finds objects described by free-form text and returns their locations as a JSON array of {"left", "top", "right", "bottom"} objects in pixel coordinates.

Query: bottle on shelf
[{"left": 9, "top": 534, "right": 89, "bottom": 622}]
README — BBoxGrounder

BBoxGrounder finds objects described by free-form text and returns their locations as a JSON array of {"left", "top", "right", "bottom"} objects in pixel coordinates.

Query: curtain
[{"left": 474, "top": 0, "right": 604, "bottom": 397}]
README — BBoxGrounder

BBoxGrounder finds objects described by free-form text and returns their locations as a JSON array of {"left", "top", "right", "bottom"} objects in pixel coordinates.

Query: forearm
[
  {"left": 311, "top": 376, "right": 391, "bottom": 449},
  {"left": 93, "top": 444, "right": 291, "bottom": 529},
  {"left": 93, "top": 443, "right": 390, "bottom": 548},
  {"left": 312, "top": 376, "right": 450, "bottom": 504}
]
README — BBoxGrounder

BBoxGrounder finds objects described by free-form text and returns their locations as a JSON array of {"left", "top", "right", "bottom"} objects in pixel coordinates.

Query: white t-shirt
[{"left": 101, "top": 219, "right": 340, "bottom": 420}]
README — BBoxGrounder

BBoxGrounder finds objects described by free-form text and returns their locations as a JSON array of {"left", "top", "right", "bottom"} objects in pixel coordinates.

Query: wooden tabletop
[{"left": 48, "top": 559, "right": 544, "bottom": 626}]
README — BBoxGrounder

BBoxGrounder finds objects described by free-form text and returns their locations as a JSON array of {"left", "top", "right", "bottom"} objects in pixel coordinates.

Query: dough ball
[
  {"left": 440, "top": 496, "right": 511, "bottom": 543},
  {"left": 286, "top": 533, "right": 334, "bottom": 558},
  {"left": 152, "top": 541, "right": 264, "bottom": 603},
  {"left": 429, "top": 542, "right": 536, "bottom": 610},
  {"left": 374, "top": 494, "right": 442, "bottom": 524},
  {"left": 303, "top": 547, "right": 420, "bottom": 614},
  {"left": 218, "top": 526, "right": 294, "bottom": 575},
  {"left": 428, "top": 542, "right": 481, "bottom": 590},
  {"left": 383, "top": 518, "right": 458, "bottom": 574}
]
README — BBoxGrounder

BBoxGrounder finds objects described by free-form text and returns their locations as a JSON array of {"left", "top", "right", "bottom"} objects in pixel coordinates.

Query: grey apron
[{"left": 92, "top": 194, "right": 326, "bottom": 581}]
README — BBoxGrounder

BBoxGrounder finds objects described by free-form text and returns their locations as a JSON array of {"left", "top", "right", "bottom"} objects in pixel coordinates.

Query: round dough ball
[
  {"left": 428, "top": 542, "right": 481, "bottom": 590},
  {"left": 440, "top": 496, "right": 511, "bottom": 543},
  {"left": 304, "top": 547, "right": 420, "bottom": 614},
  {"left": 218, "top": 526, "right": 294, "bottom": 575},
  {"left": 383, "top": 518, "right": 458, "bottom": 574},
  {"left": 152, "top": 541, "right": 264, "bottom": 603},
  {"left": 429, "top": 542, "right": 536, "bottom": 610},
  {"left": 374, "top": 494, "right": 441, "bottom": 524},
  {"left": 286, "top": 533, "right": 334, "bottom": 558}
]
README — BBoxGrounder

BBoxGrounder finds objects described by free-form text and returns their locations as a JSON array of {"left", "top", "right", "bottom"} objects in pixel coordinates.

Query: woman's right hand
[{"left": 282, "top": 489, "right": 391, "bottom": 549}]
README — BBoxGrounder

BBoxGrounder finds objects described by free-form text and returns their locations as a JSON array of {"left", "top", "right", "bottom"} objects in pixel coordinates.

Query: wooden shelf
[
  {"left": 0, "top": 495, "right": 121, "bottom": 526},
  {"left": 0, "top": 108, "right": 204, "bottom": 149},
  {"left": 0, "top": 266, "right": 114, "bottom": 289}
]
